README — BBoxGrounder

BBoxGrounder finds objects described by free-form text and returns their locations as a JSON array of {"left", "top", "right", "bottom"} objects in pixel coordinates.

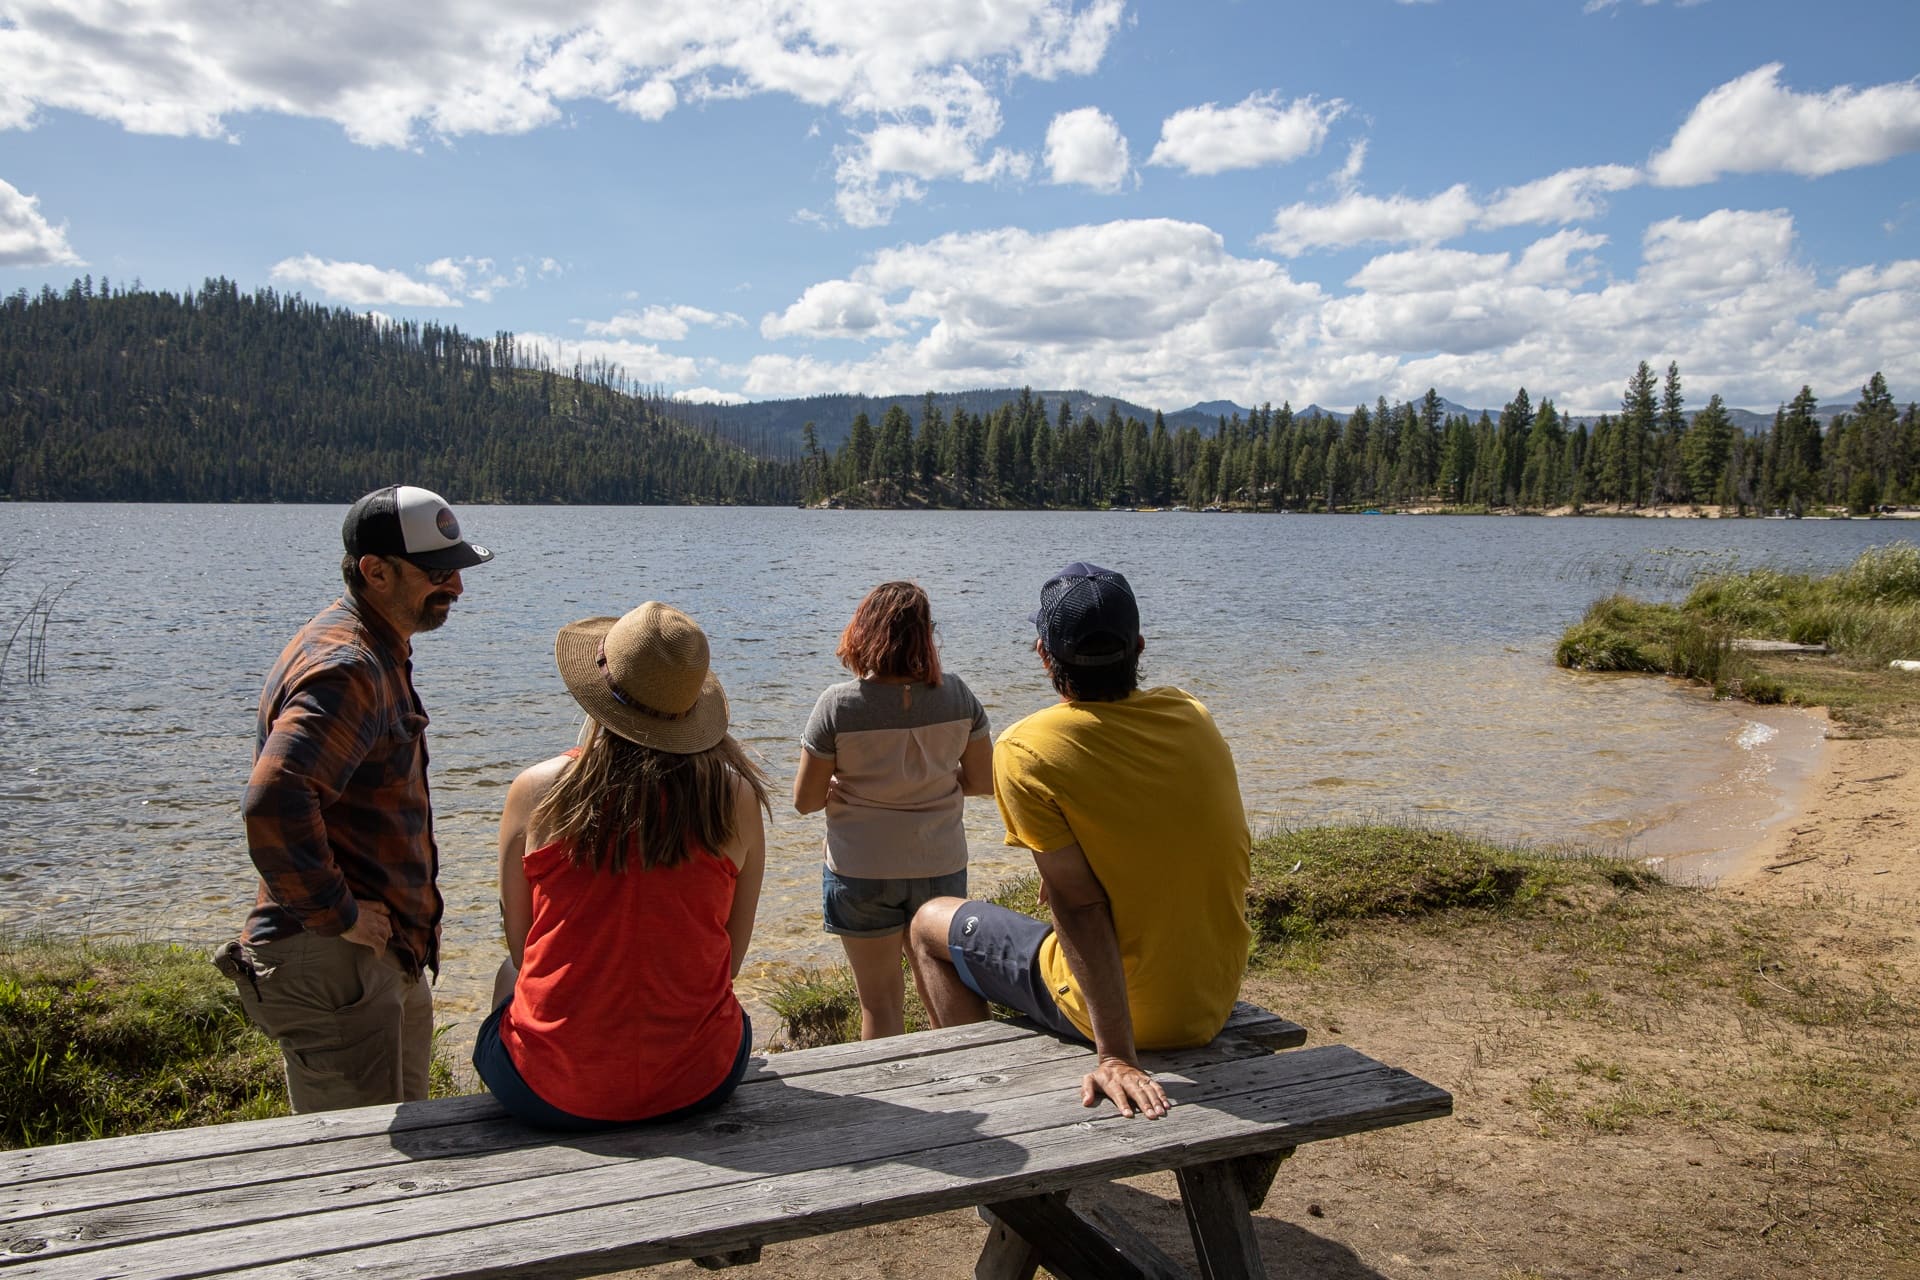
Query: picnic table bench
[{"left": 0, "top": 1002, "right": 1451, "bottom": 1280}]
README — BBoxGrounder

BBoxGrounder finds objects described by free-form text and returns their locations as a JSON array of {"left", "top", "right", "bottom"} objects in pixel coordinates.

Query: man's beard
[{"left": 415, "top": 593, "right": 456, "bottom": 632}]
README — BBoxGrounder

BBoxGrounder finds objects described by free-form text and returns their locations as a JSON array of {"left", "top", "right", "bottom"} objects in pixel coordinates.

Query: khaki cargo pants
[{"left": 214, "top": 932, "right": 432, "bottom": 1113}]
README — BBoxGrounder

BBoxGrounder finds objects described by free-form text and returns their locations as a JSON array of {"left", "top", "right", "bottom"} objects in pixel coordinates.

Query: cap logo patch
[{"left": 436, "top": 507, "right": 460, "bottom": 540}]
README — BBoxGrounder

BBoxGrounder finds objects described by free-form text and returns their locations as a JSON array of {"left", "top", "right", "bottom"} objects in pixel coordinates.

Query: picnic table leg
[
  {"left": 978, "top": 1192, "right": 1186, "bottom": 1280},
  {"left": 1176, "top": 1158, "right": 1270, "bottom": 1280},
  {"left": 1232, "top": 1148, "right": 1294, "bottom": 1209}
]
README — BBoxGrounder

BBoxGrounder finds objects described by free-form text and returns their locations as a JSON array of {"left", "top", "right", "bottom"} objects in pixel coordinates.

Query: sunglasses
[{"left": 388, "top": 557, "right": 459, "bottom": 586}]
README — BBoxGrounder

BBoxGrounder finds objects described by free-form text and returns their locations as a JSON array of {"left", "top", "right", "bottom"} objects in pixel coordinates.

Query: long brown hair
[
  {"left": 836, "top": 581, "right": 942, "bottom": 685},
  {"left": 531, "top": 722, "right": 771, "bottom": 873}
]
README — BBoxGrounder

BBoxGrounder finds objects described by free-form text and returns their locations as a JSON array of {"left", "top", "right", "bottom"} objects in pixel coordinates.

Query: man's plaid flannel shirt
[{"left": 241, "top": 597, "right": 443, "bottom": 977}]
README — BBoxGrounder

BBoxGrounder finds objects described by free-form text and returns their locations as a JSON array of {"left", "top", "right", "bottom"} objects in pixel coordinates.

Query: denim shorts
[
  {"left": 946, "top": 900, "right": 1087, "bottom": 1042},
  {"left": 822, "top": 865, "right": 968, "bottom": 938},
  {"left": 472, "top": 1002, "right": 752, "bottom": 1132}
]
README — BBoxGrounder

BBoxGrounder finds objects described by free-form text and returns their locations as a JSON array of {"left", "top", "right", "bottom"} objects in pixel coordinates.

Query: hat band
[{"left": 596, "top": 642, "right": 694, "bottom": 722}]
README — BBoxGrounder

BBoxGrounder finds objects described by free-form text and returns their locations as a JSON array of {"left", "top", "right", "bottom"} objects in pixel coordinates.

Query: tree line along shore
[{"left": 4, "top": 278, "right": 1915, "bottom": 516}]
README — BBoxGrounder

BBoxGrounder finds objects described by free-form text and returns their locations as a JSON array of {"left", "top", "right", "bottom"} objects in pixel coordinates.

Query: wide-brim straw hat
[{"left": 555, "top": 602, "right": 729, "bottom": 754}]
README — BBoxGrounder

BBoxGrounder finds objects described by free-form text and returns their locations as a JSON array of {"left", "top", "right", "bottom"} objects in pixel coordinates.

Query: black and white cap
[{"left": 342, "top": 485, "right": 493, "bottom": 572}]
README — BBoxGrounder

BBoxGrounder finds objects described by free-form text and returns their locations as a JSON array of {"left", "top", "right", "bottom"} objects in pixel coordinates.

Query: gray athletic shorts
[{"left": 945, "top": 901, "right": 1088, "bottom": 1042}]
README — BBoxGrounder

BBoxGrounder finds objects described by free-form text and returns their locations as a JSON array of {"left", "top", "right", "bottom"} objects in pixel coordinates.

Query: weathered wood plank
[
  {"left": 1177, "top": 1158, "right": 1268, "bottom": 1280},
  {"left": 985, "top": 1194, "right": 1186, "bottom": 1280},
  {"left": 1228, "top": 1149, "right": 1291, "bottom": 1210},
  {"left": 5, "top": 1048, "right": 1448, "bottom": 1280},
  {"left": 0, "top": 1032, "right": 1295, "bottom": 1261},
  {"left": 0, "top": 1028, "right": 1103, "bottom": 1222},
  {"left": 235, "top": 1059, "right": 1446, "bottom": 1280},
  {"left": 973, "top": 1207, "right": 1041, "bottom": 1280}
]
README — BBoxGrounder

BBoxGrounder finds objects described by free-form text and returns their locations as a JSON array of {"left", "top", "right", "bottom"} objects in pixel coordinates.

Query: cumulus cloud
[
  {"left": 748, "top": 219, "right": 1324, "bottom": 403},
  {"left": 269, "top": 252, "right": 549, "bottom": 306},
  {"left": 1649, "top": 63, "right": 1920, "bottom": 186},
  {"left": 269, "top": 255, "right": 458, "bottom": 307},
  {"left": 585, "top": 304, "right": 745, "bottom": 341},
  {"left": 1263, "top": 164, "right": 1644, "bottom": 255},
  {"left": 1044, "top": 107, "right": 1131, "bottom": 192},
  {"left": 0, "top": 176, "right": 80, "bottom": 266},
  {"left": 514, "top": 332, "right": 702, "bottom": 385},
  {"left": 0, "top": 0, "right": 1123, "bottom": 226},
  {"left": 743, "top": 211, "right": 1920, "bottom": 415},
  {"left": 1147, "top": 91, "right": 1345, "bottom": 176}
]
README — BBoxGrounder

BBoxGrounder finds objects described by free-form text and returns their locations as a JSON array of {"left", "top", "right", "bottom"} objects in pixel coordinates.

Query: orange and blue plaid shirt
[{"left": 241, "top": 597, "right": 443, "bottom": 977}]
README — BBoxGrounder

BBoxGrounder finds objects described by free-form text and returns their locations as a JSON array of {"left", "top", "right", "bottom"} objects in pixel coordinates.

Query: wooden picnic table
[{"left": 0, "top": 1002, "right": 1451, "bottom": 1280}]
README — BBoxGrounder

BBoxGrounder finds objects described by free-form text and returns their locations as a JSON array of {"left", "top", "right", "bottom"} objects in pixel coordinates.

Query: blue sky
[{"left": 2, "top": 0, "right": 1917, "bottom": 414}]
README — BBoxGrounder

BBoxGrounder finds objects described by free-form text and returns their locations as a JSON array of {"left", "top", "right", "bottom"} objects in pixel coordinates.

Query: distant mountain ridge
[{"left": 679, "top": 386, "right": 1870, "bottom": 454}]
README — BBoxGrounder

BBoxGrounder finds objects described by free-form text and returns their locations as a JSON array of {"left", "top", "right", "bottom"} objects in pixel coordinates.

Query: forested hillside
[
  {"left": 0, "top": 279, "right": 797, "bottom": 504},
  {"left": 4, "top": 280, "right": 1913, "bottom": 513}
]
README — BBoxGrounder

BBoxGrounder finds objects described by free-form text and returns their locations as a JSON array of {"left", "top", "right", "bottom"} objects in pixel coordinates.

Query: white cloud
[
  {"left": 269, "top": 255, "right": 458, "bottom": 307},
  {"left": 1263, "top": 186, "right": 1480, "bottom": 256},
  {"left": 1044, "top": 107, "right": 1130, "bottom": 192},
  {"left": 514, "top": 332, "right": 702, "bottom": 385},
  {"left": 1147, "top": 91, "right": 1345, "bottom": 176},
  {"left": 670, "top": 387, "right": 751, "bottom": 405},
  {"left": 747, "top": 218, "right": 1324, "bottom": 402},
  {"left": 0, "top": 0, "right": 1123, "bottom": 226},
  {"left": 0, "top": 176, "right": 80, "bottom": 266},
  {"left": 742, "top": 210, "right": 1920, "bottom": 416},
  {"left": 269, "top": 252, "right": 548, "bottom": 306},
  {"left": 1650, "top": 64, "right": 1920, "bottom": 186},
  {"left": 585, "top": 304, "right": 745, "bottom": 341},
  {"left": 1263, "top": 164, "right": 1644, "bottom": 255}
]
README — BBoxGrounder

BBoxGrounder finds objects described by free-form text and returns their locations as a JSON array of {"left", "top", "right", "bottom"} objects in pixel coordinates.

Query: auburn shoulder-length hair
[
  {"left": 531, "top": 723, "right": 771, "bottom": 873},
  {"left": 837, "top": 581, "right": 942, "bottom": 685}
]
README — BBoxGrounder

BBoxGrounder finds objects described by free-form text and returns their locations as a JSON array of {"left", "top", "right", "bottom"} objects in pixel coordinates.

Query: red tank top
[{"left": 500, "top": 827, "right": 742, "bottom": 1122}]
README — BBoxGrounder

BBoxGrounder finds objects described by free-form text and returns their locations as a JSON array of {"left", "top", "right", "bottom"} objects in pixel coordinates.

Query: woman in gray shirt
[{"left": 794, "top": 582, "right": 993, "bottom": 1040}]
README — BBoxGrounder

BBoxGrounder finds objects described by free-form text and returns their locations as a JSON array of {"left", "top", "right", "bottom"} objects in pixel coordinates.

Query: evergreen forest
[
  {"left": 0, "top": 279, "right": 796, "bottom": 504},
  {"left": 4, "top": 279, "right": 1915, "bottom": 515}
]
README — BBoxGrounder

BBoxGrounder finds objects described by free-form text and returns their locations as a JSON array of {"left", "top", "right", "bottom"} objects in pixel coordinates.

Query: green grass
[
  {"left": 768, "top": 824, "right": 1659, "bottom": 1045},
  {"left": 1556, "top": 543, "right": 1920, "bottom": 718},
  {"left": 0, "top": 935, "right": 468, "bottom": 1149},
  {"left": 0, "top": 937, "right": 286, "bottom": 1148}
]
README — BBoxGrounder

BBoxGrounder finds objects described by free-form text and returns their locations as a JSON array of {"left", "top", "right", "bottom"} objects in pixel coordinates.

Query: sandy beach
[{"left": 635, "top": 709, "right": 1920, "bottom": 1279}]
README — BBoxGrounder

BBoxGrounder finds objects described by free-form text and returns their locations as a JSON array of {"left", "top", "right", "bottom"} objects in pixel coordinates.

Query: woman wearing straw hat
[
  {"left": 472, "top": 602, "right": 770, "bottom": 1129},
  {"left": 794, "top": 581, "right": 993, "bottom": 1040}
]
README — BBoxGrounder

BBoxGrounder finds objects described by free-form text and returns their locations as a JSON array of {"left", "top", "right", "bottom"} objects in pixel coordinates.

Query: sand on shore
[{"left": 629, "top": 714, "right": 1919, "bottom": 1279}]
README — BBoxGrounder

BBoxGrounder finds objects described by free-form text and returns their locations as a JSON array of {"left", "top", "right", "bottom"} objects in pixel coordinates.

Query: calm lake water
[{"left": 0, "top": 504, "right": 1907, "bottom": 1023}]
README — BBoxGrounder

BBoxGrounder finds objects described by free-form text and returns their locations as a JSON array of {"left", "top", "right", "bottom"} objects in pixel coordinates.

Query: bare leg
[
  {"left": 907, "top": 897, "right": 989, "bottom": 1028},
  {"left": 839, "top": 931, "right": 908, "bottom": 1040}
]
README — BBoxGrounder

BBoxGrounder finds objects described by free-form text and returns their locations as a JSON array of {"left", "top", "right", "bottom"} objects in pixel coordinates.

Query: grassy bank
[
  {"left": 0, "top": 936, "right": 462, "bottom": 1149},
  {"left": 1556, "top": 542, "right": 1920, "bottom": 732},
  {"left": 768, "top": 825, "right": 1652, "bottom": 1048}
]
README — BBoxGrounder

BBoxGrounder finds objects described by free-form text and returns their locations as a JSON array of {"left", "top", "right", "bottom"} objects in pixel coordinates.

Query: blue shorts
[
  {"left": 822, "top": 865, "right": 968, "bottom": 938},
  {"left": 945, "top": 901, "right": 1088, "bottom": 1043},
  {"left": 472, "top": 1002, "right": 753, "bottom": 1132}
]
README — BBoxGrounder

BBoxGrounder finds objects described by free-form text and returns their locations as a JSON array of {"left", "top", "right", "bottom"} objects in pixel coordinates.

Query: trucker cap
[
  {"left": 342, "top": 485, "right": 493, "bottom": 572},
  {"left": 1031, "top": 562, "right": 1139, "bottom": 667}
]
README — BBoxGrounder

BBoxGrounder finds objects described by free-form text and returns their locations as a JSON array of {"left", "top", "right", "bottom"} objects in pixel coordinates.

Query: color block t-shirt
[
  {"left": 801, "top": 676, "right": 991, "bottom": 878},
  {"left": 993, "top": 686, "right": 1251, "bottom": 1050}
]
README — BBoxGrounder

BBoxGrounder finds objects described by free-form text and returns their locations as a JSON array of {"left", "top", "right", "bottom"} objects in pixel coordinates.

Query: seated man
[{"left": 909, "top": 563, "right": 1251, "bottom": 1118}]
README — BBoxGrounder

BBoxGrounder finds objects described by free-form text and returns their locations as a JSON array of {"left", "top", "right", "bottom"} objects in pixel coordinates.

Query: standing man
[
  {"left": 216, "top": 485, "right": 492, "bottom": 1112},
  {"left": 909, "top": 563, "right": 1251, "bottom": 1118}
]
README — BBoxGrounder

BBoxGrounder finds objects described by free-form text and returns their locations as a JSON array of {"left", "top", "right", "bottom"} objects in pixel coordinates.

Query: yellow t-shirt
[{"left": 993, "top": 686, "right": 1252, "bottom": 1049}]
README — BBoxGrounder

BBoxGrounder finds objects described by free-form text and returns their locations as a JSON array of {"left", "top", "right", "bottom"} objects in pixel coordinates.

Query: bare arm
[
  {"left": 1033, "top": 841, "right": 1170, "bottom": 1119},
  {"left": 792, "top": 750, "right": 835, "bottom": 815},
  {"left": 723, "top": 774, "right": 767, "bottom": 978},
  {"left": 957, "top": 734, "right": 994, "bottom": 797},
  {"left": 497, "top": 756, "right": 567, "bottom": 970}
]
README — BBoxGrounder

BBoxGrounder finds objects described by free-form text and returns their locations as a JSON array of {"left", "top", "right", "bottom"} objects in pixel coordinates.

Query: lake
[{"left": 0, "top": 504, "right": 1907, "bottom": 1024}]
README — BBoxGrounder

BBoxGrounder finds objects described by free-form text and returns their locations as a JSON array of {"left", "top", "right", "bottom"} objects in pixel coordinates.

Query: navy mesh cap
[{"left": 1032, "top": 562, "right": 1138, "bottom": 667}]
